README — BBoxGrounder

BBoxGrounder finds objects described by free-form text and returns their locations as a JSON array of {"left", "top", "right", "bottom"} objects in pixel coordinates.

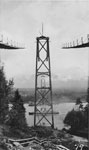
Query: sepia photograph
[{"left": 0, "top": 0, "right": 88, "bottom": 149}]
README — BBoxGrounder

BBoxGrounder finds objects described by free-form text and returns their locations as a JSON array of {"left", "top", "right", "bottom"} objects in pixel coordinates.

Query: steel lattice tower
[{"left": 34, "top": 35, "right": 54, "bottom": 128}]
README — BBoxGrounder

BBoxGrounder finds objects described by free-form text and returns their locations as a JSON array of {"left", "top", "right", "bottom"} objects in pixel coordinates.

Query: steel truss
[{"left": 34, "top": 35, "right": 54, "bottom": 128}]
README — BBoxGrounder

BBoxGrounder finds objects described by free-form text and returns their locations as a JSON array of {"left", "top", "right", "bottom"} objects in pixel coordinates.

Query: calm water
[
  {"left": 24, "top": 102, "right": 88, "bottom": 142},
  {"left": 24, "top": 103, "right": 75, "bottom": 129}
]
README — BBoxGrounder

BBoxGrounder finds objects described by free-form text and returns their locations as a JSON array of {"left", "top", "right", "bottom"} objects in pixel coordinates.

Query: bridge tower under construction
[{"left": 34, "top": 34, "right": 54, "bottom": 128}]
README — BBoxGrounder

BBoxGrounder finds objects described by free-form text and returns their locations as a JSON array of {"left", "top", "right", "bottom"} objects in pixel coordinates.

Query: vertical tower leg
[{"left": 34, "top": 35, "right": 54, "bottom": 128}]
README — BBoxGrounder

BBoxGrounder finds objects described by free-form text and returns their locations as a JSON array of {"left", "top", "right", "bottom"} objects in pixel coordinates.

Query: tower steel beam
[{"left": 34, "top": 35, "right": 54, "bottom": 128}]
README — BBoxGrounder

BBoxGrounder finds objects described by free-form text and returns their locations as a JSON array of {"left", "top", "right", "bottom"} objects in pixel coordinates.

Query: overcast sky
[{"left": 0, "top": 0, "right": 89, "bottom": 88}]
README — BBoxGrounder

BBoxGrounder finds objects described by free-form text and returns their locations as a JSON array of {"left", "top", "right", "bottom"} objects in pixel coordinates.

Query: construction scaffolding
[{"left": 0, "top": 35, "right": 24, "bottom": 50}]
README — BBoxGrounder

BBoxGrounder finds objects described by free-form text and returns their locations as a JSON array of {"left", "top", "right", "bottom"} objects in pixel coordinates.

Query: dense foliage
[
  {"left": 0, "top": 66, "right": 27, "bottom": 132},
  {"left": 64, "top": 102, "right": 88, "bottom": 130},
  {"left": 0, "top": 66, "right": 13, "bottom": 123},
  {"left": 8, "top": 89, "right": 27, "bottom": 130}
]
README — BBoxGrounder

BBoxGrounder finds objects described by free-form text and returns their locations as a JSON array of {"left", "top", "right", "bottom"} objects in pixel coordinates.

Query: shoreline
[{"left": 62, "top": 127, "right": 88, "bottom": 139}]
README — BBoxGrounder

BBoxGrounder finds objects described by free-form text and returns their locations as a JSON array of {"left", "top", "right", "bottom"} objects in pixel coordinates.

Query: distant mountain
[
  {"left": 52, "top": 78, "right": 87, "bottom": 92},
  {"left": 15, "top": 76, "right": 87, "bottom": 92},
  {"left": 17, "top": 77, "right": 87, "bottom": 95},
  {"left": 14, "top": 67, "right": 88, "bottom": 90},
  {"left": 18, "top": 85, "right": 87, "bottom": 104}
]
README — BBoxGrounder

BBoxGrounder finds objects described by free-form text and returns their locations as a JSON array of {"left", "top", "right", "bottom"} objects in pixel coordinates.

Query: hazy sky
[{"left": 0, "top": 0, "right": 89, "bottom": 88}]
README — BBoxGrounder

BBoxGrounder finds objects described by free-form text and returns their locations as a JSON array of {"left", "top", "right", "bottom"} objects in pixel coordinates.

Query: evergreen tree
[
  {"left": 64, "top": 110, "right": 85, "bottom": 130},
  {"left": 86, "top": 87, "right": 89, "bottom": 103},
  {"left": 64, "top": 104, "right": 88, "bottom": 130},
  {"left": 8, "top": 89, "right": 27, "bottom": 130},
  {"left": 0, "top": 66, "right": 13, "bottom": 123}
]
